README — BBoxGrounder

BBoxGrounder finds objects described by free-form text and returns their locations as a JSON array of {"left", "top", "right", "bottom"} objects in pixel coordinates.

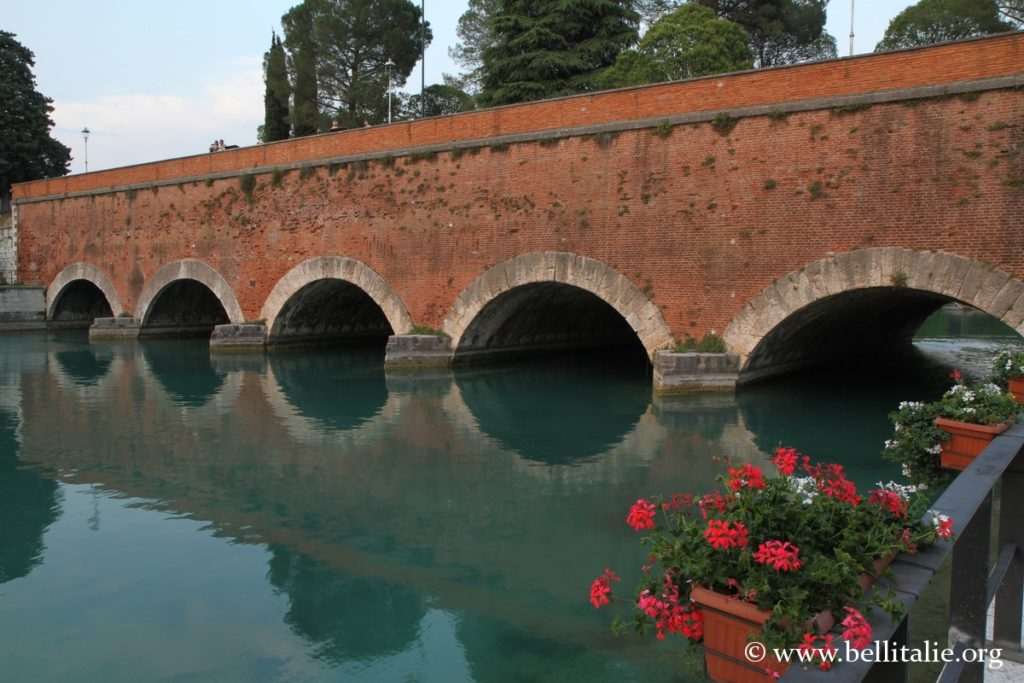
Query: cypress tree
[
  {"left": 262, "top": 32, "right": 291, "bottom": 142},
  {"left": 283, "top": 1, "right": 322, "bottom": 137}
]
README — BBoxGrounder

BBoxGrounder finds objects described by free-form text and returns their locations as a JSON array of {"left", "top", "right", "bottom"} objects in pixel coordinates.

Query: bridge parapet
[{"left": 11, "top": 33, "right": 1024, "bottom": 203}]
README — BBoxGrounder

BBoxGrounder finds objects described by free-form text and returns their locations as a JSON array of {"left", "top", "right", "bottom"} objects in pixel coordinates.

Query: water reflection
[
  {"left": 3, "top": 311, "right": 1009, "bottom": 681},
  {"left": 735, "top": 304, "right": 1024, "bottom": 488},
  {"left": 0, "top": 410, "right": 61, "bottom": 584},
  {"left": 267, "top": 544, "right": 426, "bottom": 664},
  {"left": 54, "top": 348, "right": 112, "bottom": 387},
  {"left": 736, "top": 351, "right": 942, "bottom": 488},
  {"left": 916, "top": 303, "right": 1020, "bottom": 339},
  {"left": 141, "top": 339, "right": 226, "bottom": 406},
  {"left": 268, "top": 350, "right": 388, "bottom": 433},
  {"left": 454, "top": 354, "right": 650, "bottom": 464}
]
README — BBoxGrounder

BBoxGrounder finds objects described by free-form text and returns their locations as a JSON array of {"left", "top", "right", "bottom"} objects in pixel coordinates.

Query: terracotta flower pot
[
  {"left": 692, "top": 586, "right": 786, "bottom": 682},
  {"left": 690, "top": 586, "right": 833, "bottom": 682},
  {"left": 691, "top": 554, "right": 894, "bottom": 682},
  {"left": 934, "top": 417, "right": 1009, "bottom": 471},
  {"left": 1008, "top": 377, "right": 1024, "bottom": 404}
]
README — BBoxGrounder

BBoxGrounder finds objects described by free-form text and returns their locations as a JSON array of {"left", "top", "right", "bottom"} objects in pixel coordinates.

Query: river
[{"left": 0, "top": 305, "right": 1018, "bottom": 682}]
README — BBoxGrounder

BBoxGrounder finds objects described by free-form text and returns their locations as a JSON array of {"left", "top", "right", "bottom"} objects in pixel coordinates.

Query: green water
[{"left": 0, "top": 306, "right": 1018, "bottom": 682}]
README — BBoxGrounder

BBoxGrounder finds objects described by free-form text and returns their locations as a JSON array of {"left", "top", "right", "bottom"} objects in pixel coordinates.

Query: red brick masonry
[{"left": 12, "top": 33, "right": 1024, "bottom": 345}]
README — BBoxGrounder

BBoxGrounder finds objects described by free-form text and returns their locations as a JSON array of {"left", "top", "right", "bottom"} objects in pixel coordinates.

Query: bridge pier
[
  {"left": 89, "top": 317, "right": 141, "bottom": 341},
  {"left": 210, "top": 323, "right": 267, "bottom": 352},
  {"left": 653, "top": 351, "right": 740, "bottom": 394},
  {"left": 384, "top": 334, "right": 453, "bottom": 367}
]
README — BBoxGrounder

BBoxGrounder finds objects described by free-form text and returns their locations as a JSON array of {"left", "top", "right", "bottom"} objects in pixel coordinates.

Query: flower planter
[
  {"left": 691, "top": 587, "right": 839, "bottom": 682},
  {"left": 692, "top": 553, "right": 894, "bottom": 683},
  {"left": 1009, "top": 377, "right": 1024, "bottom": 404},
  {"left": 692, "top": 586, "right": 790, "bottom": 683},
  {"left": 934, "top": 417, "right": 1009, "bottom": 471}
]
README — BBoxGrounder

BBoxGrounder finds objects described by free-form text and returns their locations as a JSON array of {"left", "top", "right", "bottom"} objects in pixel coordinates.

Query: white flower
[
  {"left": 875, "top": 480, "right": 919, "bottom": 498},
  {"left": 790, "top": 476, "right": 818, "bottom": 504},
  {"left": 928, "top": 510, "right": 951, "bottom": 530},
  {"left": 927, "top": 444, "right": 943, "bottom": 455}
]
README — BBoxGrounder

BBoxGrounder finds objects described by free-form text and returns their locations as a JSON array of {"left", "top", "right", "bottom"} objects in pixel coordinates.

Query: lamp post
[
  {"left": 385, "top": 59, "right": 395, "bottom": 123},
  {"left": 849, "top": 0, "right": 855, "bottom": 56},
  {"left": 420, "top": 0, "right": 425, "bottom": 118},
  {"left": 81, "top": 127, "right": 90, "bottom": 173}
]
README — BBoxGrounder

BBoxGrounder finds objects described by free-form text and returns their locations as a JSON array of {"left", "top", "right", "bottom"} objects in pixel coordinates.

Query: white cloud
[{"left": 52, "top": 66, "right": 264, "bottom": 174}]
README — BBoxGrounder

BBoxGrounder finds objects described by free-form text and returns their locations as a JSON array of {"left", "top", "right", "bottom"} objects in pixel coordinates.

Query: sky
[{"left": 4, "top": 0, "right": 918, "bottom": 174}]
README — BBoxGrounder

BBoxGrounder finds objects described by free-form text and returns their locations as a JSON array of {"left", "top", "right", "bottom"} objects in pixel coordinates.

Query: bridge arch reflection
[{"left": 261, "top": 352, "right": 408, "bottom": 448}]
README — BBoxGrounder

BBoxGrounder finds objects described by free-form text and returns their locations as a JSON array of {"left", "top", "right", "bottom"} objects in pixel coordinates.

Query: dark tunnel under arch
[
  {"left": 267, "top": 279, "right": 395, "bottom": 348},
  {"left": 451, "top": 281, "right": 650, "bottom": 366},
  {"left": 725, "top": 249, "right": 1024, "bottom": 385}
]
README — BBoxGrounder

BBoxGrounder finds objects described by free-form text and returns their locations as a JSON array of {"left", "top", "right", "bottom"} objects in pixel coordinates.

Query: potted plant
[
  {"left": 590, "top": 449, "right": 953, "bottom": 681},
  {"left": 988, "top": 349, "right": 1024, "bottom": 403},
  {"left": 884, "top": 371, "right": 1019, "bottom": 482}
]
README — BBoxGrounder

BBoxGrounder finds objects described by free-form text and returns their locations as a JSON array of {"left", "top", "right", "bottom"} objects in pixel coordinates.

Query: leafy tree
[
  {"left": 694, "top": 1, "right": 834, "bottom": 67},
  {"left": 997, "top": 1, "right": 1024, "bottom": 24},
  {"left": 634, "top": 0, "right": 683, "bottom": 27},
  {"left": 0, "top": 32, "right": 71, "bottom": 209},
  {"left": 449, "top": 0, "right": 501, "bottom": 93},
  {"left": 262, "top": 32, "right": 291, "bottom": 142},
  {"left": 876, "top": 0, "right": 1016, "bottom": 51},
  {"left": 402, "top": 83, "right": 475, "bottom": 118},
  {"left": 757, "top": 19, "right": 835, "bottom": 65},
  {"left": 479, "top": 0, "right": 640, "bottom": 107},
  {"left": 282, "top": 0, "right": 431, "bottom": 132},
  {"left": 283, "top": 2, "right": 322, "bottom": 136},
  {"left": 599, "top": 4, "right": 752, "bottom": 88}
]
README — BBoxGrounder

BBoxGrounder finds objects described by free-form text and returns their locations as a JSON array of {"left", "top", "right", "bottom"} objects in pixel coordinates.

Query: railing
[{"left": 787, "top": 423, "right": 1024, "bottom": 683}]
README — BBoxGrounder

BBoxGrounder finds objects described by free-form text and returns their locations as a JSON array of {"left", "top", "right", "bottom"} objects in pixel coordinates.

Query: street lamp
[
  {"left": 385, "top": 59, "right": 395, "bottom": 123},
  {"left": 420, "top": 0, "right": 425, "bottom": 118},
  {"left": 81, "top": 127, "right": 90, "bottom": 173},
  {"left": 849, "top": 0, "right": 855, "bottom": 56}
]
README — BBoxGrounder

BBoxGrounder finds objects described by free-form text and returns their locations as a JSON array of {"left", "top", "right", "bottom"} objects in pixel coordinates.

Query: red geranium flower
[
  {"left": 698, "top": 490, "right": 728, "bottom": 519},
  {"left": 869, "top": 489, "right": 909, "bottom": 518},
  {"left": 704, "top": 520, "right": 749, "bottom": 550},
  {"left": 627, "top": 499, "right": 657, "bottom": 531},
  {"left": 753, "top": 540, "right": 802, "bottom": 572},
  {"left": 772, "top": 447, "right": 799, "bottom": 476},
  {"left": 841, "top": 606, "right": 873, "bottom": 650},
  {"left": 589, "top": 568, "right": 620, "bottom": 608},
  {"left": 728, "top": 463, "right": 767, "bottom": 491}
]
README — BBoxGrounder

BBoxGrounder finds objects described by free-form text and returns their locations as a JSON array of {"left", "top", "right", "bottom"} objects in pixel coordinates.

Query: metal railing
[{"left": 787, "top": 423, "right": 1024, "bottom": 683}]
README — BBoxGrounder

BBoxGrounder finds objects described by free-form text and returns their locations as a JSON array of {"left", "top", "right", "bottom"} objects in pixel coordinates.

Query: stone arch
[
  {"left": 46, "top": 262, "right": 122, "bottom": 320},
  {"left": 723, "top": 247, "right": 1024, "bottom": 382},
  {"left": 260, "top": 256, "right": 413, "bottom": 338},
  {"left": 136, "top": 259, "right": 244, "bottom": 325},
  {"left": 442, "top": 252, "right": 673, "bottom": 359}
]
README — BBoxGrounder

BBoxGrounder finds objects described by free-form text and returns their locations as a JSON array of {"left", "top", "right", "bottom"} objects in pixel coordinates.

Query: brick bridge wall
[{"left": 11, "top": 33, "right": 1024, "bottom": 373}]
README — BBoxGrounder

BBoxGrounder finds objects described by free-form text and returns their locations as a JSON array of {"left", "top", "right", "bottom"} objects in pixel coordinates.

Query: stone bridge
[{"left": 10, "top": 33, "right": 1024, "bottom": 388}]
